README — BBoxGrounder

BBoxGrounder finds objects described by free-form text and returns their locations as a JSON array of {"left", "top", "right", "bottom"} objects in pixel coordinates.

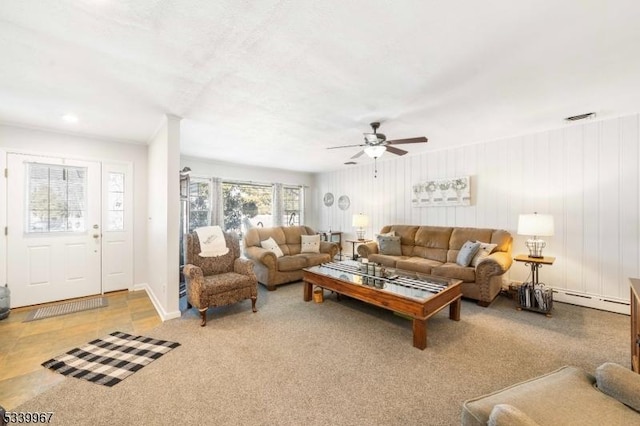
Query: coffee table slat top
[{"left": 304, "top": 260, "right": 460, "bottom": 302}]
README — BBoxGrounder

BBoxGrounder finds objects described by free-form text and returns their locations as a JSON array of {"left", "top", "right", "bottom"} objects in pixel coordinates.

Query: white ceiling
[{"left": 1, "top": 1, "right": 640, "bottom": 173}]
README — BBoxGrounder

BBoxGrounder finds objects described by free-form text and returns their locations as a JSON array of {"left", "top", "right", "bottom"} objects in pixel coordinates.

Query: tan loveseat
[
  {"left": 462, "top": 363, "right": 640, "bottom": 425},
  {"left": 357, "top": 225, "right": 512, "bottom": 306},
  {"left": 243, "top": 226, "right": 339, "bottom": 290}
]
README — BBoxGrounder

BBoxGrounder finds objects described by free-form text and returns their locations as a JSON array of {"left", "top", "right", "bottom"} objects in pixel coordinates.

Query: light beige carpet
[{"left": 17, "top": 283, "right": 628, "bottom": 425}]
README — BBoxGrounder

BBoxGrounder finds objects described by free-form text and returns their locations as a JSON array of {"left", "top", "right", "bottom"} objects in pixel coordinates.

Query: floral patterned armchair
[{"left": 183, "top": 230, "right": 258, "bottom": 326}]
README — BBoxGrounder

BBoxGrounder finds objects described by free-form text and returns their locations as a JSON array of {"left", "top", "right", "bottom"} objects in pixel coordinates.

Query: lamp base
[
  {"left": 356, "top": 229, "right": 365, "bottom": 240},
  {"left": 526, "top": 238, "right": 546, "bottom": 258}
]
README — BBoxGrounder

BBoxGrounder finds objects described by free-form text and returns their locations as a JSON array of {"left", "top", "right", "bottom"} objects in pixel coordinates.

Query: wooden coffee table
[{"left": 303, "top": 261, "right": 462, "bottom": 350}]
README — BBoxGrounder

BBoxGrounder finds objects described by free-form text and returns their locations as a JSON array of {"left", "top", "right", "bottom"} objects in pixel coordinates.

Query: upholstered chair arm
[
  {"left": 183, "top": 264, "right": 205, "bottom": 308},
  {"left": 357, "top": 241, "right": 379, "bottom": 259},
  {"left": 319, "top": 241, "right": 339, "bottom": 258},
  {"left": 234, "top": 258, "right": 256, "bottom": 278},
  {"left": 243, "top": 246, "right": 277, "bottom": 270}
]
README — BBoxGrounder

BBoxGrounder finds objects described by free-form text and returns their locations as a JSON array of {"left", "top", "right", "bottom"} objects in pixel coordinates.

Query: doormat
[
  {"left": 24, "top": 297, "right": 109, "bottom": 322},
  {"left": 42, "top": 331, "right": 181, "bottom": 387}
]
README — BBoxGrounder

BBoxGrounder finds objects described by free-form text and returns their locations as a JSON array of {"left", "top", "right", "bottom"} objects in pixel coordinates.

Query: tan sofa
[
  {"left": 357, "top": 225, "right": 512, "bottom": 306},
  {"left": 243, "top": 226, "right": 339, "bottom": 290},
  {"left": 462, "top": 363, "right": 640, "bottom": 425}
]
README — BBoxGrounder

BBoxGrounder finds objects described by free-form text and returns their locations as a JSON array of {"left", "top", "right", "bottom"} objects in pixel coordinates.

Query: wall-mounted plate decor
[
  {"left": 338, "top": 195, "right": 350, "bottom": 210},
  {"left": 323, "top": 192, "right": 334, "bottom": 207}
]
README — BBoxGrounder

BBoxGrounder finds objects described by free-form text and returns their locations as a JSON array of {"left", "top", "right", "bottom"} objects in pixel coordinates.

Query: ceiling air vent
[
  {"left": 564, "top": 112, "right": 596, "bottom": 122},
  {"left": 344, "top": 161, "right": 357, "bottom": 165}
]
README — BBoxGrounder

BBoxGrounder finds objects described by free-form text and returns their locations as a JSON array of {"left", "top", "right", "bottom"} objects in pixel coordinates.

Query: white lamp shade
[
  {"left": 517, "top": 213, "right": 554, "bottom": 236},
  {"left": 352, "top": 213, "right": 369, "bottom": 227},
  {"left": 363, "top": 145, "right": 386, "bottom": 158}
]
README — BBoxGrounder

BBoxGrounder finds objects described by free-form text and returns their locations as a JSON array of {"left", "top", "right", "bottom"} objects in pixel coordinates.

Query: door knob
[{"left": 93, "top": 234, "right": 100, "bottom": 239}]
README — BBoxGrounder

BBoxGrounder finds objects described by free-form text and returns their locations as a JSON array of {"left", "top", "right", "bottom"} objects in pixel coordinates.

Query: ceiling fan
[{"left": 327, "top": 122, "right": 428, "bottom": 160}]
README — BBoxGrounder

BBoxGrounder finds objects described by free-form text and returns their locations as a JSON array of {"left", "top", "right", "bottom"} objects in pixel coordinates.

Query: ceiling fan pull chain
[{"left": 374, "top": 157, "right": 378, "bottom": 178}]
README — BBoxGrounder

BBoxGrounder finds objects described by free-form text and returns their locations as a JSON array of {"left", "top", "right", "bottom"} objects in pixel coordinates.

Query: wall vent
[{"left": 565, "top": 112, "right": 596, "bottom": 121}]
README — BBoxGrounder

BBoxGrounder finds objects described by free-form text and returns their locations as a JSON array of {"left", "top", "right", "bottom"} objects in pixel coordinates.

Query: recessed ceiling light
[{"left": 62, "top": 113, "right": 79, "bottom": 123}]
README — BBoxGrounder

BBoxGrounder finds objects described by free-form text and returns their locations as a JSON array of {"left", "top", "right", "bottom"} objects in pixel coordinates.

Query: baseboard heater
[{"left": 553, "top": 288, "right": 630, "bottom": 315}]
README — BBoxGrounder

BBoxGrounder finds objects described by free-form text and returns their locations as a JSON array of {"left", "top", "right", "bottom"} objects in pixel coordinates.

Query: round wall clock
[
  {"left": 323, "top": 192, "right": 334, "bottom": 207},
  {"left": 338, "top": 195, "right": 350, "bottom": 210}
]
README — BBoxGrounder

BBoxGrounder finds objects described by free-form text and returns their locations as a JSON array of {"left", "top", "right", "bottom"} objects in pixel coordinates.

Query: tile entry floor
[{"left": 0, "top": 290, "right": 162, "bottom": 410}]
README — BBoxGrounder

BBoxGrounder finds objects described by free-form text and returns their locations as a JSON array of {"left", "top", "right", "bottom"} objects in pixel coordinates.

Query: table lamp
[
  {"left": 517, "top": 212, "right": 554, "bottom": 258},
  {"left": 352, "top": 213, "right": 369, "bottom": 240}
]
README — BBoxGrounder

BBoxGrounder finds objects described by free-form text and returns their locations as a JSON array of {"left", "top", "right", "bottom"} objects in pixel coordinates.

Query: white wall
[
  {"left": 146, "top": 115, "right": 181, "bottom": 319},
  {"left": 0, "top": 124, "right": 149, "bottom": 287},
  {"left": 315, "top": 114, "right": 640, "bottom": 312}
]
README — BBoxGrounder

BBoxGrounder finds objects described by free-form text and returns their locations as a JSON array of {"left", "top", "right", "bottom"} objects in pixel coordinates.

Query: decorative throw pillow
[
  {"left": 301, "top": 234, "right": 320, "bottom": 253},
  {"left": 471, "top": 242, "right": 498, "bottom": 267},
  {"left": 377, "top": 235, "right": 402, "bottom": 256},
  {"left": 260, "top": 237, "right": 284, "bottom": 258},
  {"left": 377, "top": 230, "right": 396, "bottom": 238},
  {"left": 456, "top": 241, "right": 481, "bottom": 267}
]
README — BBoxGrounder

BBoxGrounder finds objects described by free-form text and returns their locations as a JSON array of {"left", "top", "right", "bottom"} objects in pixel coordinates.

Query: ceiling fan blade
[
  {"left": 327, "top": 143, "right": 365, "bottom": 150},
  {"left": 351, "top": 150, "right": 365, "bottom": 159},
  {"left": 387, "top": 136, "right": 428, "bottom": 145},
  {"left": 385, "top": 146, "right": 408, "bottom": 156}
]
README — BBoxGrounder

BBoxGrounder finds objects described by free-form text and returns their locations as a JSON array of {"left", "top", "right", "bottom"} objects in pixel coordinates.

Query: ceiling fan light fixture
[
  {"left": 364, "top": 133, "right": 378, "bottom": 143},
  {"left": 364, "top": 145, "right": 386, "bottom": 158}
]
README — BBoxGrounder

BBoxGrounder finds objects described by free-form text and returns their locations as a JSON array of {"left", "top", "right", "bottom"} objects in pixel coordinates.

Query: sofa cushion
[
  {"left": 432, "top": 263, "right": 476, "bottom": 282},
  {"left": 462, "top": 366, "right": 640, "bottom": 426},
  {"left": 596, "top": 362, "right": 640, "bottom": 412},
  {"left": 378, "top": 235, "right": 402, "bottom": 255},
  {"left": 261, "top": 237, "right": 284, "bottom": 258},
  {"left": 383, "top": 225, "right": 420, "bottom": 256},
  {"left": 301, "top": 234, "right": 320, "bottom": 253},
  {"left": 277, "top": 255, "right": 307, "bottom": 272},
  {"left": 491, "top": 229, "right": 513, "bottom": 253},
  {"left": 457, "top": 241, "right": 481, "bottom": 266},
  {"left": 299, "top": 252, "right": 332, "bottom": 267},
  {"left": 412, "top": 226, "right": 452, "bottom": 262},
  {"left": 368, "top": 253, "right": 407, "bottom": 268},
  {"left": 396, "top": 257, "right": 442, "bottom": 274},
  {"left": 472, "top": 242, "right": 498, "bottom": 267}
]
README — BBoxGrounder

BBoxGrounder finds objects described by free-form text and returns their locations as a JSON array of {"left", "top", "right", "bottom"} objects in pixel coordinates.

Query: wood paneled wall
[{"left": 315, "top": 114, "right": 640, "bottom": 311}]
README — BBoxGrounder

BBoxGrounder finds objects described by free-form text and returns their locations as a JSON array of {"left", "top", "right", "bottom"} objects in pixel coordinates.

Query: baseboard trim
[{"left": 134, "top": 283, "right": 181, "bottom": 321}]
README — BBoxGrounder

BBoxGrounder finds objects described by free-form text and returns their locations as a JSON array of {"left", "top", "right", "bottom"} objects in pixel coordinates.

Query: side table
[
  {"left": 345, "top": 239, "right": 372, "bottom": 260},
  {"left": 513, "top": 254, "right": 555, "bottom": 316}
]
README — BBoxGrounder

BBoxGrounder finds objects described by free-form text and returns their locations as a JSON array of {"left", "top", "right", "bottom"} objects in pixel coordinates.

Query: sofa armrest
[
  {"left": 243, "top": 246, "right": 277, "bottom": 269},
  {"left": 596, "top": 362, "right": 640, "bottom": 411},
  {"left": 476, "top": 251, "right": 513, "bottom": 274},
  {"left": 234, "top": 258, "right": 256, "bottom": 278},
  {"left": 357, "top": 241, "right": 379, "bottom": 258},
  {"left": 319, "top": 241, "right": 339, "bottom": 259}
]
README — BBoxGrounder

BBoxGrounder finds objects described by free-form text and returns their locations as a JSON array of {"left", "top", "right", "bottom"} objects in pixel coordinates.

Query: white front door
[
  {"left": 101, "top": 162, "right": 133, "bottom": 292},
  {"left": 7, "top": 153, "right": 102, "bottom": 307}
]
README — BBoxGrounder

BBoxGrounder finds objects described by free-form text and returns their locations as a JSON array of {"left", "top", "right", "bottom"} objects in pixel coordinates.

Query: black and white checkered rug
[{"left": 42, "top": 331, "right": 180, "bottom": 387}]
